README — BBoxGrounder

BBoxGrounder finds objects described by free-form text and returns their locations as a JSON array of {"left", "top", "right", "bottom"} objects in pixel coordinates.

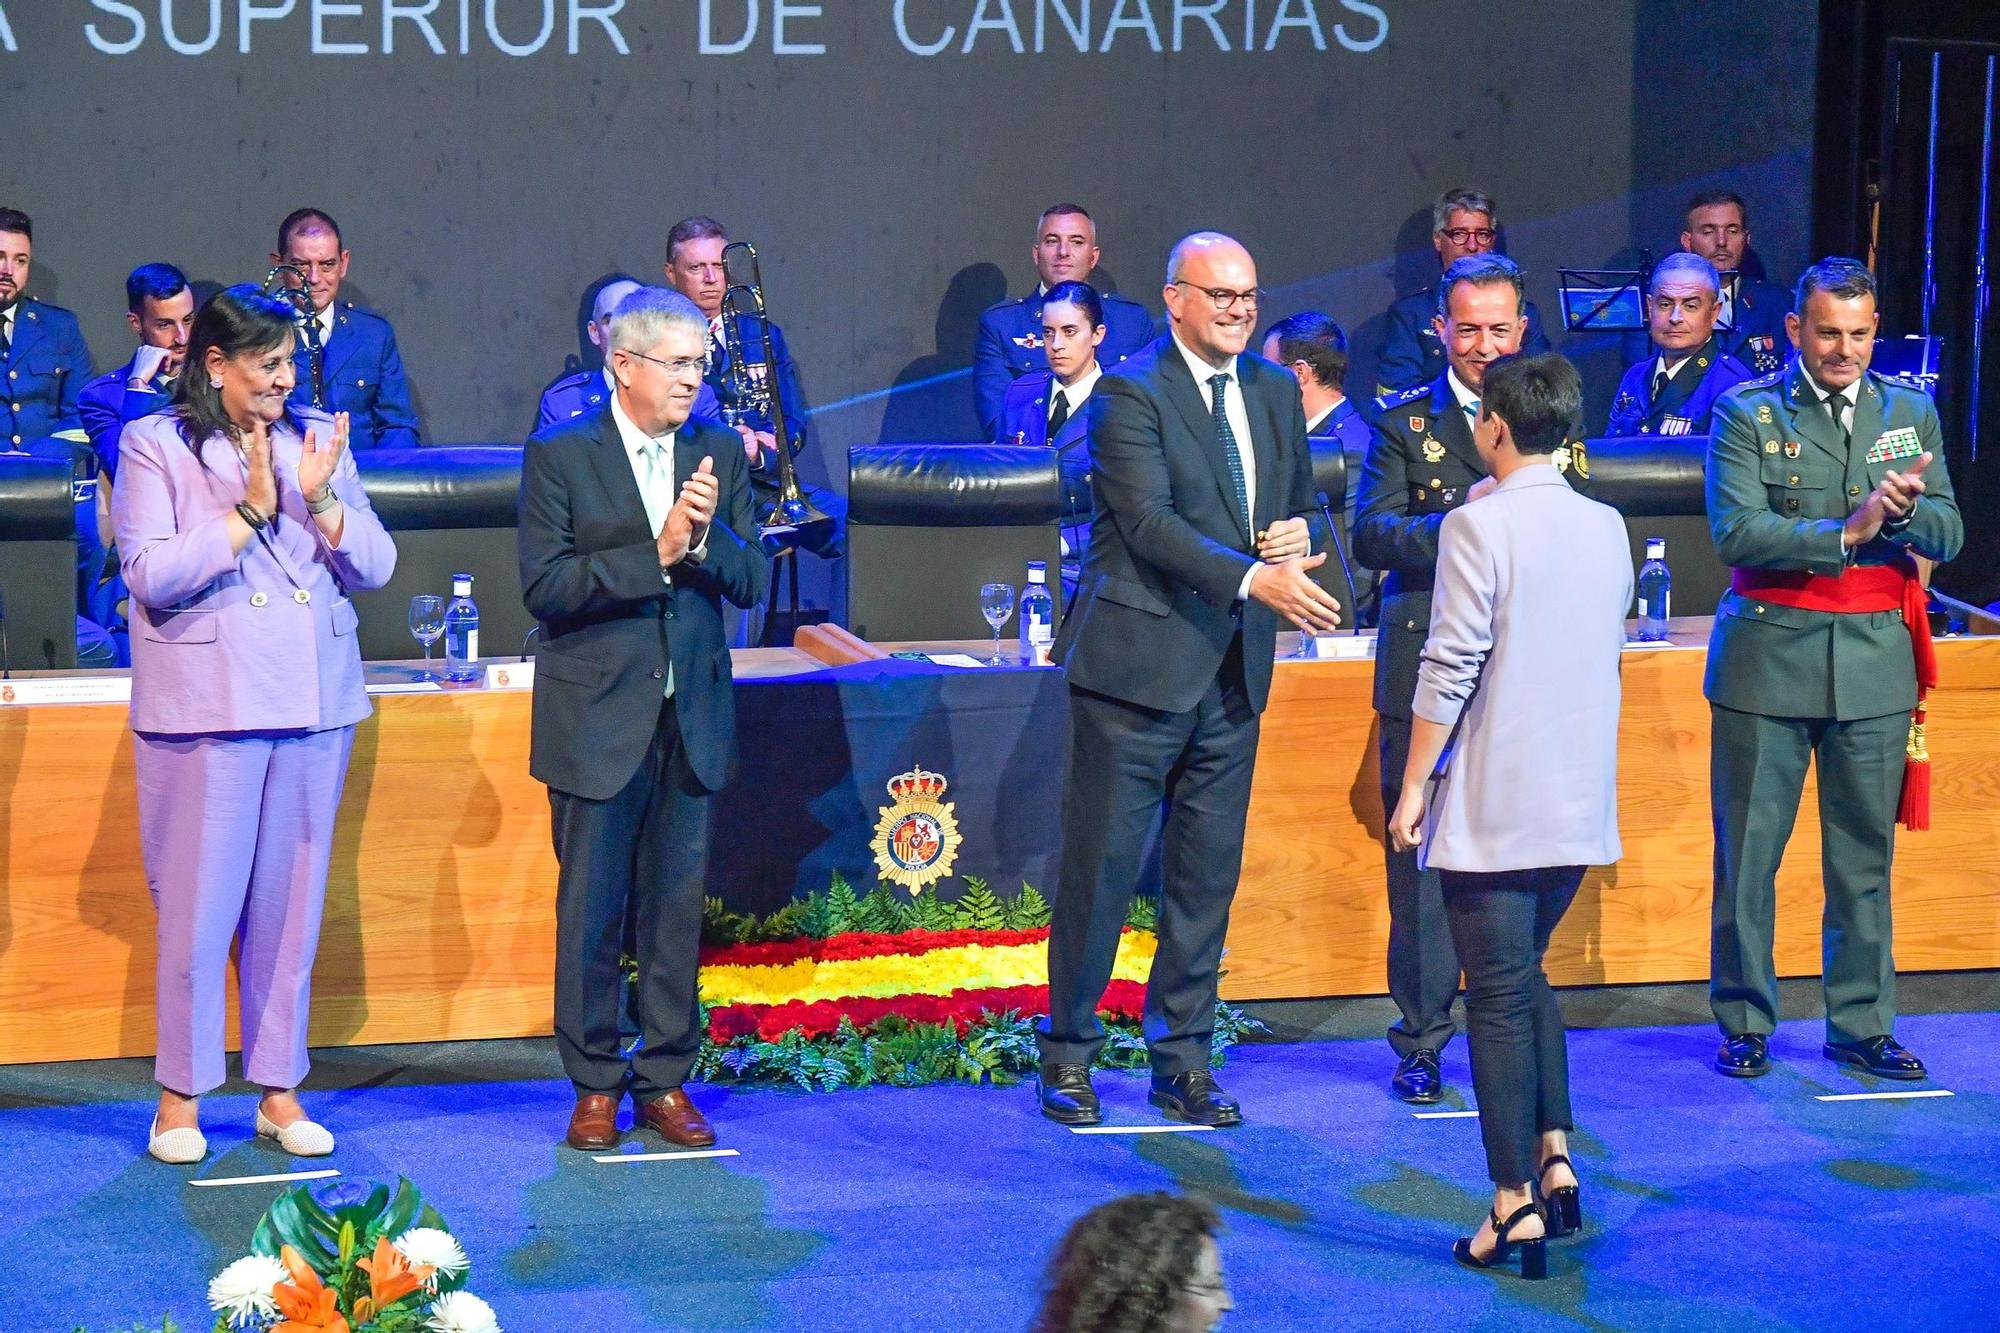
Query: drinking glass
[
  {"left": 979, "top": 582, "right": 1016, "bottom": 666},
  {"left": 409, "top": 594, "right": 446, "bottom": 681}
]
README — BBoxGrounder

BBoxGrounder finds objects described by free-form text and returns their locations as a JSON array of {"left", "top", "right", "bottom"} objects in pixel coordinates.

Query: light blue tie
[
  {"left": 641, "top": 440, "right": 675, "bottom": 697},
  {"left": 1208, "top": 373, "right": 1251, "bottom": 541}
]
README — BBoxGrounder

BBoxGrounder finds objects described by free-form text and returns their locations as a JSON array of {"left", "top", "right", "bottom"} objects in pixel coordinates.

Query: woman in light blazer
[
  {"left": 1388, "top": 353, "right": 1632, "bottom": 1279},
  {"left": 113, "top": 286, "right": 396, "bottom": 1163}
]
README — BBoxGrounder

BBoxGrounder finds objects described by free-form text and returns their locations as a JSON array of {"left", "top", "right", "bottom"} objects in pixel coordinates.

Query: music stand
[{"left": 1557, "top": 265, "right": 1649, "bottom": 333}]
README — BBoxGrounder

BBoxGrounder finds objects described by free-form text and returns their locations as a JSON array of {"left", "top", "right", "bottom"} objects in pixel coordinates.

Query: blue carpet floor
[{"left": 4, "top": 999, "right": 1999, "bottom": 1331}]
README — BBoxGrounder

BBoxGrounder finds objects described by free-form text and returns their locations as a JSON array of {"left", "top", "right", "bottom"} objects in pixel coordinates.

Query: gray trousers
[
  {"left": 1441, "top": 865, "right": 1582, "bottom": 1186},
  {"left": 1709, "top": 704, "right": 1905, "bottom": 1044}
]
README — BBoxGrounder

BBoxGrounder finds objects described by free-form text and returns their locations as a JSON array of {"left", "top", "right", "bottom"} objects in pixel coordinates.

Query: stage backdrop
[{"left": 2, "top": 1, "right": 1815, "bottom": 470}]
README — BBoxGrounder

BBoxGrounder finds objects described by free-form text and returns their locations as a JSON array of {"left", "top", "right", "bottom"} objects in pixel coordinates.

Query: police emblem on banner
[{"left": 871, "top": 766, "right": 964, "bottom": 894}]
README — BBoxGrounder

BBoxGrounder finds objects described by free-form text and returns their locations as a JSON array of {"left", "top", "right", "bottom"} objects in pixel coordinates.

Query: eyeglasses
[
  {"left": 1172, "top": 280, "right": 1263, "bottom": 312},
  {"left": 1440, "top": 227, "right": 1498, "bottom": 246},
  {"left": 621, "top": 349, "right": 706, "bottom": 377}
]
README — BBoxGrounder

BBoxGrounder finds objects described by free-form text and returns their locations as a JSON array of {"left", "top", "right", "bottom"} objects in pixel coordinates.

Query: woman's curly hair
[{"left": 1030, "top": 1192, "right": 1223, "bottom": 1333}]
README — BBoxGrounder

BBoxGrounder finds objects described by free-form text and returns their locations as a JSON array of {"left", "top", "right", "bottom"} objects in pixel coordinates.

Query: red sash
[{"left": 1730, "top": 560, "right": 1935, "bottom": 829}]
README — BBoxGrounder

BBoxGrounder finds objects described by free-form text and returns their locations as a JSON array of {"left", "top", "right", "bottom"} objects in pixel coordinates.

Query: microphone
[
  {"left": 520, "top": 623, "right": 541, "bottom": 663},
  {"left": 0, "top": 585, "right": 11, "bottom": 679},
  {"left": 1315, "top": 491, "right": 1361, "bottom": 636}
]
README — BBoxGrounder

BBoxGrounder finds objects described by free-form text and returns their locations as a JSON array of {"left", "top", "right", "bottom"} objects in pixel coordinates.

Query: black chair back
[
  {"left": 1586, "top": 434, "right": 1726, "bottom": 617},
  {"left": 0, "top": 454, "right": 81, "bottom": 670}
]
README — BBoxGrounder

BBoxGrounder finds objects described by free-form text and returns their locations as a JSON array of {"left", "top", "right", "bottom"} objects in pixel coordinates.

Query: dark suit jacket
[
  {"left": 517, "top": 406, "right": 769, "bottom": 800},
  {"left": 1053, "top": 336, "right": 1315, "bottom": 716}
]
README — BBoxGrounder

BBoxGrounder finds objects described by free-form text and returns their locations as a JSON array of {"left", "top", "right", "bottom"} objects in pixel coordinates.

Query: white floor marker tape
[
  {"left": 189, "top": 1169, "right": 340, "bottom": 1188},
  {"left": 1413, "top": 1110, "right": 1481, "bottom": 1119},
  {"left": 592, "top": 1148, "right": 741, "bottom": 1163},
  {"left": 1814, "top": 1089, "right": 1954, "bottom": 1103},
  {"left": 1069, "top": 1123, "right": 1216, "bottom": 1135}
]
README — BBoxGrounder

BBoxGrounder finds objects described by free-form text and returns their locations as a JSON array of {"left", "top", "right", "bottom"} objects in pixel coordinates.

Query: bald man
[
  {"left": 538, "top": 277, "right": 721, "bottom": 431},
  {"left": 1038, "top": 232, "right": 1339, "bottom": 1129}
]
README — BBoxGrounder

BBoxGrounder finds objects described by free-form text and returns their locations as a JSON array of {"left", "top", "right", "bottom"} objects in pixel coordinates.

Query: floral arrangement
[
  {"left": 204, "top": 1177, "right": 499, "bottom": 1333},
  {"left": 685, "top": 876, "right": 1265, "bottom": 1091}
]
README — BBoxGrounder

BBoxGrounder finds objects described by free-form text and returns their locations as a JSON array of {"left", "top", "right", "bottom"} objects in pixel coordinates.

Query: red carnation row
[
  {"left": 701, "top": 926, "right": 1053, "bottom": 969},
  {"left": 708, "top": 979, "right": 1150, "bottom": 1043}
]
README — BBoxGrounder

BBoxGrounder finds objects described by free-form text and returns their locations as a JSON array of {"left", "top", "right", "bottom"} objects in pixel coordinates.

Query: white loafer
[
  {"left": 147, "top": 1113, "right": 208, "bottom": 1164},
  {"left": 255, "top": 1108, "right": 335, "bottom": 1157}
]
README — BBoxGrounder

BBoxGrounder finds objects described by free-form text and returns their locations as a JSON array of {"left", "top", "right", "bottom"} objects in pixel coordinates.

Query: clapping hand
[
  {"left": 298, "top": 411, "right": 349, "bottom": 501},
  {"left": 657, "top": 456, "right": 720, "bottom": 566},
  {"left": 1844, "top": 451, "right": 1931, "bottom": 548},
  {"left": 242, "top": 419, "right": 279, "bottom": 521},
  {"left": 1256, "top": 516, "right": 1311, "bottom": 563}
]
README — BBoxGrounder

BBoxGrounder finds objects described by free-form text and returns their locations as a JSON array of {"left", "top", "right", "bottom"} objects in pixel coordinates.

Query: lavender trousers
[{"left": 134, "top": 726, "right": 355, "bottom": 1097}]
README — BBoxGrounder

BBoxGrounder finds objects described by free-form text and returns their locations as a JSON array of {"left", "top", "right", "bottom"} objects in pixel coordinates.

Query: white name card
[
  {"left": 1305, "top": 634, "right": 1376, "bottom": 661},
  {"left": 0, "top": 676, "right": 132, "bottom": 706},
  {"left": 484, "top": 661, "right": 535, "bottom": 690}
]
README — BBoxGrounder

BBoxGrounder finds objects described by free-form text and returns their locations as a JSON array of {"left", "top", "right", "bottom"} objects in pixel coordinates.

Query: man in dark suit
[
  {"left": 1038, "top": 232, "right": 1342, "bottom": 1129},
  {"left": 1378, "top": 188, "right": 1553, "bottom": 393},
  {"left": 271, "top": 208, "right": 421, "bottom": 449},
  {"left": 537, "top": 277, "right": 722, "bottom": 431},
  {"left": 517, "top": 286, "right": 769, "bottom": 1151},
  {"left": 974, "top": 203, "right": 1155, "bottom": 437},
  {"left": 1357, "top": 253, "right": 1588, "bottom": 1106}
]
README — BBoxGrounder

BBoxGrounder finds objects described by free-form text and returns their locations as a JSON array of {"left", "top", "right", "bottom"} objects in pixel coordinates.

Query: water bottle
[
  {"left": 1019, "top": 560, "right": 1055, "bottom": 665},
  {"left": 444, "top": 572, "right": 481, "bottom": 681},
  {"left": 1636, "top": 538, "right": 1671, "bottom": 642}
]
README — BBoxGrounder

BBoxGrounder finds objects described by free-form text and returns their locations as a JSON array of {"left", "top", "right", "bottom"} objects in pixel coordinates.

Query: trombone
[
  {"left": 263, "top": 264, "right": 325, "bottom": 408},
  {"left": 718, "top": 241, "right": 828, "bottom": 534}
]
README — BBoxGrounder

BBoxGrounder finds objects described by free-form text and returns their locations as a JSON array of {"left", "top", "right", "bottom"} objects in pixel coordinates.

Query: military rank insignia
[
  {"left": 1421, "top": 436, "right": 1445, "bottom": 463},
  {"left": 1660, "top": 416, "right": 1694, "bottom": 437},
  {"left": 1012, "top": 332, "right": 1043, "bottom": 350},
  {"left": 1756, "top": 404, "right": 1775, "bottom": 424},
  {"left": 1866, "top": 425, "right": 1925, "bottom": 464}
]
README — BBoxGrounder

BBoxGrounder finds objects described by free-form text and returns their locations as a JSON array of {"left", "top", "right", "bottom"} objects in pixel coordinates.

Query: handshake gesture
[
  {"left": 657, "top": 455, "right": 720, "bottom": 567},
  {"left": 1250, "top": 516, "right": 1342, "bottom": 635}
]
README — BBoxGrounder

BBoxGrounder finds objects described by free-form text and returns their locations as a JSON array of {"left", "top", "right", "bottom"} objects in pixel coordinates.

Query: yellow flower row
[{"left": 700, "top": 934, "right": 1158, "bottom": 1009}]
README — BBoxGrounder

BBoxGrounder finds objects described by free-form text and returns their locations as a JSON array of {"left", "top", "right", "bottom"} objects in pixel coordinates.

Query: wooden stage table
[{"left": 3, "top": 625, "right": 1998, "bottom": 1065}]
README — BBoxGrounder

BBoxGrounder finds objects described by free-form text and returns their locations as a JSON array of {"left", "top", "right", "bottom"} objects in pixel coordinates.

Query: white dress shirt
[
  {"left": 1172, "top": 334, "right": 1262, "bottom": 602},
  {"left": 1654, "top": 352, "right": 1696, "bottom": 385},
  {"left": 304, "top": 303, "right": 335, "bottom": 348},
  {"left": 0, "top": 302, "right": 14, "bottom": 349},
  {"left": 610, "top": 391, "right": 707, "bottom": 695},
  {"left": 1808, "top": 378, "right": 1857, "bottom": 435},
  {"left": 1447, "top": 367, "right": 1481, "bottom": 419},
  {"left": 1051, "top": 362, "right": 1103, "bottom": 425}
]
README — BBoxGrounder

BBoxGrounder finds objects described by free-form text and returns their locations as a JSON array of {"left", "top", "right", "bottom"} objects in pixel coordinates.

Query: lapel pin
[{"left": 1784, "top": 441, "right": 1800, "bottom": 458}]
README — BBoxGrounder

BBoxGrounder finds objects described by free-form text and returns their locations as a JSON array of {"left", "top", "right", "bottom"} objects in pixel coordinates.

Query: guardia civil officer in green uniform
[
  {"left": 1355, "top": 253, "right": 1587, "bottom": 1104},
  {"left": 1706, "top": 257, "right": 1961, "bottom": 1080}
]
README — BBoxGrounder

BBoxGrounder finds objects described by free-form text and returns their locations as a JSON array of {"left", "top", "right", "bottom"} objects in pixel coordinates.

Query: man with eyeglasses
[
  {"left": 1680, "top": 190, "right": 1791, "bottom": 377},
  {"left": 1357, "top": 253, "right": 1586, "bottom": 1106},
  {"left": 973, "top": 203, "right": 1156, "bottom": 438},
  {"left": 1038, "top": 232, "right": 1340, "bottom": 1131},
  {"left": 518, "top": 285, "right": 769, "bottom": 1154},
  {"left": 269, "top": 209, "right": 420, "bottom": 450},
  {"left": 1377, "top": 188, "right": 1553, "bottom": 394}
]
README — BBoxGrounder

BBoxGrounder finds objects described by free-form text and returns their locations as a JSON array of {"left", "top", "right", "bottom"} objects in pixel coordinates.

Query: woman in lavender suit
[{"left": 112, "top": 286, "right": 396, "bottom": 1164}]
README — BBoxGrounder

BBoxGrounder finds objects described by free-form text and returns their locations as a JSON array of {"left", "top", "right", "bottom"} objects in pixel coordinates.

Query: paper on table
[{"left": 925, "top": 654, "right": 990, "bottom": 668}]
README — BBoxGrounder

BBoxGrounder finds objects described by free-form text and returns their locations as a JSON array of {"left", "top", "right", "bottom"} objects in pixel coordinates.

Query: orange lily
[
  {"left": 272, "top": 1245, "right": 351, "bottom": 1333},
  {"left": 356, "top": 1234, "right": 433, "bottom": 1315}
]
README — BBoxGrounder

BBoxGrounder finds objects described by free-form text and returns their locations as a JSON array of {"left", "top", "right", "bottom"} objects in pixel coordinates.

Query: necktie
[
  {"left": 1208, "top": 373, "right": 1251, "bottom": 539},
  {"left": 300, "top": 314, "right": 326, "bottom": 407},
  {"left": 1652, "top": 370, "right": 1669, "bottom": 402},
  {"left": 1046, "top": 390, "right": 1070, "bottom": 440},
  {"left": 1825, "top": 392, "right": 1850, "bottom": 448},
  {"left": 0, "top": 312, "right": 11, "bottom": 361}
]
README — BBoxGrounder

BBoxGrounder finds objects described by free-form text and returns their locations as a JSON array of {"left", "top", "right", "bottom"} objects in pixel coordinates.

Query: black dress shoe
[
  {"left": 1392, "top": 1050, "right": 1445, "bottom": 1104},
  {"left": 1825, "top": 1035, "right": 1927, "bottom": 1081},
  {"left": 1715, "top": 1032, "right": 1770, "bottom": 1078},
  {"left": 1038, "top": 1063, "right": 1101, "bottom": 1125},
  {"left": 1149, "top": 1070, "right": 1242, "bottom": 1127}
]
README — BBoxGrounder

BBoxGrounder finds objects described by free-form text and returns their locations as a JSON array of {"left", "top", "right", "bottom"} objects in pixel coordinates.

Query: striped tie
[{"left": 1208, "top": 373, "right": 1250, "bottom": 539}]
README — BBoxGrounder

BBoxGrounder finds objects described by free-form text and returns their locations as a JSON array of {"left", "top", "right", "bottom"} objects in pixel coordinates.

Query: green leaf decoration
[
  {"left": 855, "top": 884, "right": 907, "bottom": 934},
  {"left": 1124, "top": 894, "right": 1159, "bottom": 931},
  {"left": 1003, "top": 883, "right": 1051, "bottom": 930},
  {"left": 824, "top": 873, "right": 860, "bottom": 935},
  {"left": 949, "top": 877, "right": 1005, "bottom": 930}
]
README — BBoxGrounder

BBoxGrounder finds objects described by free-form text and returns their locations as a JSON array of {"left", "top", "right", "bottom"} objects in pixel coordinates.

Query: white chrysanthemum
[
  {"left": 394, "top": 1226, "right": 470, "bottom": 1287},
  {"left": 428, "top": 1289, "right": 502, "bottom": 1333},
  {"left": 208, "top": 1253, "right": 288, "bottom": 1324}
]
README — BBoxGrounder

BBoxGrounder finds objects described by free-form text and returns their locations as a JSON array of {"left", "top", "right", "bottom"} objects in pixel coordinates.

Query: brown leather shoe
[
  {"left": 635, "top": 1089, "right": 716, "bottom": 1148},
  {"left": 565, "top": 1093, "right": 621, "bottom": 1150}
]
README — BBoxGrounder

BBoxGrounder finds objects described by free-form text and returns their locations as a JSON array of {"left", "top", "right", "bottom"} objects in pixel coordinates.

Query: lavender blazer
[
  {"left": 1412, "top": 465, "right": 1632, "bottom": 873},
  {"left": 112, "top": 410, "right": 398, "bottom": 735}
]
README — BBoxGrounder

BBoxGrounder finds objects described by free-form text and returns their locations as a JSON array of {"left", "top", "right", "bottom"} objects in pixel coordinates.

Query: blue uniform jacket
[
  {"left": 3, "top": 297, "right": 95, "bottom": 448},
  {"left": 287, "top": 302, "right": 420, "bottom": 450},
  {"left": 973, "top": 289, "right": 1154, "bottom": 438},
  {"left": 706, "top": 311, "right": 812, "bottom": 484},
  {"left": 1607, "top": 339, "right": 1753, "bottom": 437},
  {"left": 997, "top": 368, "right": 1092, "bottom": 530},
  {"left": 536, "top": 366, "right": 721, "bottom": 434},
  {"left": 1376, "top": 286, "right": 1552, "bottom": 394},
  {"left": 78, "top": 354, "right": 174, "bottom": 479},
  {"left": 1717, "top": 275, "right": 1792, "bottom": 377}
]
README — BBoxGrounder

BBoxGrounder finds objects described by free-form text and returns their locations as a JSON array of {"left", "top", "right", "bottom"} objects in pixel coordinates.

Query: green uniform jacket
[{"left": 1703, "top": 363, "right": 1963, "bottom": 722}]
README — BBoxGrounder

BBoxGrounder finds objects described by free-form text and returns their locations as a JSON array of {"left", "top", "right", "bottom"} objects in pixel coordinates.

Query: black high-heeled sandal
[
  {"left": 1538, "top": 1153, "right": 1583, "bottom": 1239},
  {"left": 1452, "top": 1201, "right": 1547, "bottom": 1280}
]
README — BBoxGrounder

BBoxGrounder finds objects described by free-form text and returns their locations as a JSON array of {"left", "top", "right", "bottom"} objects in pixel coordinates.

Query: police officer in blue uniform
[
  {"left": 664, "top": 217, "right": 844, "bottom": 630},
  {"left": 1607, "top": 253, "right": 1753, "bottom": 437},
  {"left": 1264, "top": 312, "right": 1376, "bottom": 625},
  {"left": 995, "top": 281, "right": 1105, "bottom": 581},
  {"left": 538, "top": 277, "right": 721, "bottom": 431},
  {"left": 78, "top": 263, "right": 194, "bottom": 480},
  {"left": 0, "top": 208, "right": 95, "bottom": 452},
  {"left": 973, "top": 203, "right": 1154, "bottom": 438},
  {"left": 1357, "top": 256, "right": 1588, "bottom": 1105},
  {"left": 270, "top": 208, "right": 420, "bottom": 449},
  {"left": 1378, "top": 188, "right": 1552, "bottom": 394},
  {"left": 1681, "top": 190, "right": 1791, "bottom": 377}
]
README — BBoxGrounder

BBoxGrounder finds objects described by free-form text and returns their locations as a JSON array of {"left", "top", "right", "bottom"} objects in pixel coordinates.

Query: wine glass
[
  {"left": 979, "top": 582, "right": 1016, "bottom": 666},
  {"left": 409, "top": 595, "right": 445, "bottom": 681}
]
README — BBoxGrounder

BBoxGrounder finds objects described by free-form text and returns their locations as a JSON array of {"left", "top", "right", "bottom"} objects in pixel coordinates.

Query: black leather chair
[
  {"left": 1586, "top": 434, "right": 1728, "bottom": 618},
  {"left": 847, "top": 444, "right": 1062, "bottom": 642},
  {"left": 0, "top": 453, "right": 80, "bottom": 669},
  {"left": 352, "top": 447, "right": 536, "bottom": 664}
]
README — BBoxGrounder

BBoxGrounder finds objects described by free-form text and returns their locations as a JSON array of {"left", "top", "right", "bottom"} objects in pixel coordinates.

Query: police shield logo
[{"left": 871, "top": 766, "right": 965, "bottom": 895}]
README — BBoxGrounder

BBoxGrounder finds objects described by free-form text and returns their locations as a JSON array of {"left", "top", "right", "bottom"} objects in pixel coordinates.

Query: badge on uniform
[
  {"left": 1762, "top": 440, "right": 1779, "bottom": 454},
  {"left": 1012, "top": 333, "right": 1042, "bottom": 350},
  {"left": 1756, "top": 404, "right": 1775, "bottom": 424},
  {"left": 1614, "top": 392, "right": 1634, "bottom": 413},
  {"left": 1783, "top": 440, "right": 1801, "bottom": 459},
  {"left": 1441, "top": 487, "right": 1459, "bottom": 503},
  {"left": 1660, "top": 415, "right": 1694, "bottom": 436},
  {"left": 1421, "top": 436, "right": 1445, "bottom": 463},
  {"left": 1866, "top": 425, "right": 1925, "bottom": 464},
  {"left": 1409, "top": 416, "right": 1426, "bottom": 432}
]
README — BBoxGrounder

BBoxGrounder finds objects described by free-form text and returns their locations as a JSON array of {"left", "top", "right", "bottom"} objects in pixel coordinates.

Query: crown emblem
[{"left": 887, "top": 767, "right": 948, "bottom": 803}]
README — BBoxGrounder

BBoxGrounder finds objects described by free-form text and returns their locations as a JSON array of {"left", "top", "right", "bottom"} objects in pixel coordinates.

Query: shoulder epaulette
[{"left": 1372, "top": 383, "right": 1430, "bottom": 413}]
